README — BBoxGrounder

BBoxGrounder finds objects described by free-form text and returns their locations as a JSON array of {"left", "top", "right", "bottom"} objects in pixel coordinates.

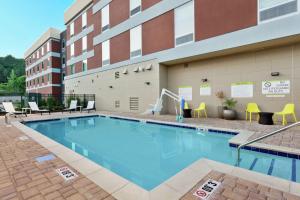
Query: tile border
[{"left": 13, "top": 114, "right": 300, "bottom": 199}]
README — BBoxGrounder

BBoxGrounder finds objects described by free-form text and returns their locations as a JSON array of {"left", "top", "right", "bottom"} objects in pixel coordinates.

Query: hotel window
[
  {"left": 102, "top": 40, "right": 110, "bottom": 66},
  {"left": 37, "top": 77, "right": 40, "bottom": 85},
  {"left": 259, "top": 0, "right": 298, "bottom": 22},
  {"left": 82, "top": 59, "right": 88, "bottom": 72},
  {"left": 33, "top": 54, "right": 35, "bottom": 59},
  {"left": 47, "top": 42, "right": 50, "bottom": 52},
  {"left": 47, "top": 58, "right": 50, "bottom": 66},
  {"left": 37, "top": 65, "right": 39, "bottom": 71},
  {"left": 82, "top": 36, "right": 87, "bottom": 52},
  {"left": 41, "top": 46, "right": 44, "bottom": 56},
  {"left": 70, "top": 22, "right": 74, "bottom": 36},
  {"left": 70, "top": 65, "right": 75, "bottom": 75},
  {"left": 42, "top": 76, "right": 44, "bottom": 83},
  {"left": 82, "top": 12, "right": 87, "bottom": 29},
  {"left": 101, "top": 4, "right": 110, "bottom": 32},
  {"left": 71, "top": 43, "right": 75, "bottom": 57},
  {"left": 130, "top": 25, "right": 142, "bottom": 58},
  {"left": 130, "top": 0, "right": 141, "bottom": 16},
  {"left": 37, "top": 51, "right": 39, "bottom": 59},
  {"left": 175, "top": 1, "right": 195, "bottom": 46},
  {"left": 48, "top": 74, "right": 51, "bottom": 82},
  {"left": 42, "top": 62, "right": 44, "bottom": 69}
]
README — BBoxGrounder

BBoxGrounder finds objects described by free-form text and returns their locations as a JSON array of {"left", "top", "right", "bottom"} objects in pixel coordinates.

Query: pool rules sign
[
  {"left": 193, "top": 179, "right": 221, "bottom": 200},
  {"left": 262, "top": 80, "right": 290, "bottom": 96}
]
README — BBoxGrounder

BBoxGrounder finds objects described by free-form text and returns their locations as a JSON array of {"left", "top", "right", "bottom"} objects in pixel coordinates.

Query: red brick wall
[
  {"left": 110, "top": 31, "right": 130, "bottom": 64},
  {"left": 110, "top": 0, "right": 130, "bottom": 28},
  {"left": 88, "top": 44, "right": 102, "bottom": 69},
  {"left": 74, "top": 15, "right": 82, "bottom": 35},
  {"left": 142, "top": 0, "right": 161, "bottom": 10},
  {"left": 52, "top": 57, "right": 61, "bottom": 68},
  {"left": 195, "top": 0, "right": 257, "bottom": 41},
  {"left": 142, "top": 11, "right": 174, "bottom": 55},
  {"left": 74, "top": 40, "right": 82, "bottom": 57},
  {"left": 51, "top": 40, "right": 61, "bottom": 53}
]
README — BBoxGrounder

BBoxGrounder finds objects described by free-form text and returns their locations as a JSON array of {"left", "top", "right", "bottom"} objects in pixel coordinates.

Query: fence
[{"left": 0, "top": 93, "right": 95, "bottom": 112}]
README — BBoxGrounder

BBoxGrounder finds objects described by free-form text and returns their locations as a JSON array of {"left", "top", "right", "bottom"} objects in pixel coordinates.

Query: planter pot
[
  {"left": 223, "top": 109, "right": 237, "bottom": 120},
  {"left": 217, "top": 106, "right": 225, "bottom": 118}
]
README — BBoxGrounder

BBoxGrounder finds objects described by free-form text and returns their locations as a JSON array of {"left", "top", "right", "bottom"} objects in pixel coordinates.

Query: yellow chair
[
  {"left": 274, "top": 103, "right": 297, "bottom": 125},
  {"left": 184, "top": 102, "right": 189, "bottom": 109},
  {"left": 246, "top": 103, "right": 261, "bottom": 122},
  {"left": 194, "top": 103, "right": 207, "bottom": 118}
]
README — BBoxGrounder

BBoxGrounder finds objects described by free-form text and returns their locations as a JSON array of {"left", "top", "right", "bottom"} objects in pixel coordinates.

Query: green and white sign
[
  {"left": 179, "top": 86, "right": 192, "bottom": 101},
  {"left": 231, "top": 82, "right": 253, "bottom": 98},
  {"left": 200, "top": 84, "right": 211, "bottom": 96},
  {"left": 262, "top": 80, "right": 290, "bottom": 95}
]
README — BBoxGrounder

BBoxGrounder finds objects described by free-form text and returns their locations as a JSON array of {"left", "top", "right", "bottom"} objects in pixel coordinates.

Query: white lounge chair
[
  {"left": 2, "top": 102, "right": 26, "bottom": 117},
  {"left": 28, "top": 102, "right": 50, "bottom": 115},
  {"left": 62, "top": 100, "right": 77, "bottom": 113},
  {"left": 82, "top": 101, "right": 95, "bottom": 113}
]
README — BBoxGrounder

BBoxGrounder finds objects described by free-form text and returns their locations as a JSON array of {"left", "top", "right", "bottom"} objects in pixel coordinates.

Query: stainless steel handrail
[{"left": 236, "top": 121, "right": 300, "bottom": 166}]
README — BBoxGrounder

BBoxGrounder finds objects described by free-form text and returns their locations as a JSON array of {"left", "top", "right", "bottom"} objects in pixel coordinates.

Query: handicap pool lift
[{"left": 144, "top": 88, "right": 185, "bottom": 122}]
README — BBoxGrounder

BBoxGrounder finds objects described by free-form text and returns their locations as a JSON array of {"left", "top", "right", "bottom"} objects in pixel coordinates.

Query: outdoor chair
[
  {"left": 28, "top": 102, "right": 50, "bottom": 115},
  {"left": 82, "top": 101, "right": 96, "bottom": 113},
  {"left": 246, "top": 103, "right": 261, "bottom": 122},
  {"left": 62, "top": 100, "right": 78, "bottom": 113},
  {"left": 274, "top": 103, "right": 297, "bottom": 125},
  {"left": 193, "top": 103, "right": 207, "bottom": 118},
  {"left": 2, "top": 102, "right": 27, "bottom": 117}
]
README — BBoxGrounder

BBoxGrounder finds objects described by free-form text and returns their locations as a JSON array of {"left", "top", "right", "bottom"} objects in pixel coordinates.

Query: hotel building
[
  {"left": 24, "top": 28, "right": 63, "bottom": 95},
  {"left": 54, "top": 0, "right": 300, "bottom": 117}
]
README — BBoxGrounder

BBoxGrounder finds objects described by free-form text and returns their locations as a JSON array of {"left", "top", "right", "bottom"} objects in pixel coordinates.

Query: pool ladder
[{"left": 236, "top": 121, "right": 300, "bottom": 166}]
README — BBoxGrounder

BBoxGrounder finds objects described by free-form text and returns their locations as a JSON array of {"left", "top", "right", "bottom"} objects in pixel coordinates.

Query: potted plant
[
  {"left": 223, "top": 98, "right": 238, "bottom": 120},
  {"left": 215, "top": 91, "right": 225, "bottom": 118}
]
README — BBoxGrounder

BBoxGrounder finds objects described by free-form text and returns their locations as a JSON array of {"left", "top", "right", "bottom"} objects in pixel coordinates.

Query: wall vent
[
  {"left": 131, "top": 6, "right": 141, "bottom": 16},
  {"left": 176, "top": 33, "right": 194, "bottom": 46},
  {"left": 260, "top": 0, "right": 297, "bottom": 21},
  {"left": 115, "top": 72, "right": 120, "bottom": 79},
  {"left": 129, "top": 97, "right": 139, "bottom": 111},
  {"left": 102, "top": 24, "right": 110, "bottom": 32},
  {"left": 115, "top": 100, "right": 120, "bottom": 108},
  {"left": 130, "top": 49, "right": 142, "bottom": 58}
]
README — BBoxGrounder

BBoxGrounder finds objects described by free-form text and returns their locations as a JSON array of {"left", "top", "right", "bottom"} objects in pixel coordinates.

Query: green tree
[{"left": 6, "top": 70, "right": 25, "bottom": 94}]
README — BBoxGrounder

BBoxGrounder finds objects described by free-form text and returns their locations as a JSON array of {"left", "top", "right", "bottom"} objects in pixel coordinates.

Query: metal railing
[{"left": 236, "top": 121, "right": 300, "bottom": 166}]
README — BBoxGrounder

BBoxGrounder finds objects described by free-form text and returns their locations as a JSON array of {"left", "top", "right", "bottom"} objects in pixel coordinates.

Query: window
[
  {"left": 101, "top": 4, "right": 110, "bottom": 32},
  {"left": 82, "top": 12, "right": 87, "bottom": 28},
  {"left": 47, "top": 58, "right": 50, "bottom": 66},
  {"left": 62, "top": 57, "right": 65, "bottom": 65},
  {"left": 37, "top": 77, "right": 39, "bottom": 84},
  {"left": 47, "top": 42, "right": 50, "bottom": 52},
  {"left": 41, "top": 46, "right": 44, "bottom": 56},
  {"left": 37, "top": 50, "right": 39, "bottom": 59},
  {"left": 175, "top": 1, "right": 195, "bottom": 46},
  {"left": 48, "top": 74, "right": 51, "bottom": 82},
  {"left": 70, "top": 22, "right": 75, "bottom": 36},
  {"left": 82, "top": 36, "right": 87, "bottom": 52},
  {"left": 62, "top": 40, "right": 65, "bottom": 48},
  {"left": 37, "top": 65, "right": 39, "bottom": 71},
  {"left": 42, "top": 76, "right": 44, "bottom": 83},
  {"left": 70, "top": 65, "right": 75, "bottom": 75},
  {"left": 42, "top": 62, "right": 44, "bottom": 69},
  {"left": 102, "top": 40, "right": 110, "bottom": 66},
  {"left": 82, "top": 59, "right": 88, "bottom": 72},
  {"left": 259, "top": 0, "right": 298, "bottom": 22},
  {"left": 130, "top": 0, "right": 141, "bottom": 16},
  {"left": 33, "top": 54, "right": 35, "bottom": 59},
  {"left": 71, "top": 43, "right": 75, "bottom": 57},
  {"left": 130, "top": 25, "right": 142, "bottom": 58}
]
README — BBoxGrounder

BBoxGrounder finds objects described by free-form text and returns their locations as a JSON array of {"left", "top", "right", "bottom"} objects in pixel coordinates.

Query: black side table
[
  {"left": 258, "top": 112, "right": 274, "bottom": 125},
  {"left": 183, "top": 109, "right": 192, "bottom": 118}
]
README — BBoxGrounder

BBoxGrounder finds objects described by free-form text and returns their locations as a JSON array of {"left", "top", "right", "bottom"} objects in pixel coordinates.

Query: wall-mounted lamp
[
  {"left": 201, "top": 78, "right": 208, "bottom": 83},
  {"left": 145, "top": 65, "right": 152, "bottom": 71},
  {"left": 271, "top": 72, "right": 280, "bottom": 77},
  {"left": 133, "top": 67, "right": 139, "bottom": 73},
  {"left": 145, "top": 81, "right": 151, "bottom": 85},
  {"left": 123, "top": 69, "right": 128, "bottom": 74},
  {"left": 109, "top": 85, "right": 113, "bottom": 89}
]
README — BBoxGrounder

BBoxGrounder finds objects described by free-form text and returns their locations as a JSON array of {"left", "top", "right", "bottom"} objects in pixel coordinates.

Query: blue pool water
[{"left": 26, "top": 116, "right": 299, "bottom": 190}]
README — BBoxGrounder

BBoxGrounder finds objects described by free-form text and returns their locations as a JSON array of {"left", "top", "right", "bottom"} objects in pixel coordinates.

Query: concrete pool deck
[{"left": 0, "top": 111, "right": 300, "bottom": 199}]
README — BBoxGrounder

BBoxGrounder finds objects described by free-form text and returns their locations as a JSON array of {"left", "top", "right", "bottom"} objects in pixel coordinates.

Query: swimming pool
[{"left": 25, "top": 116, "right": 300, "bottom": 190}]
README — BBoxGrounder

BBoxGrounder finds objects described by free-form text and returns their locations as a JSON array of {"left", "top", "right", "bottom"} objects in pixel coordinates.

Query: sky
[{"left": 0, "top": 0, "right": 74, "bottom": 58}]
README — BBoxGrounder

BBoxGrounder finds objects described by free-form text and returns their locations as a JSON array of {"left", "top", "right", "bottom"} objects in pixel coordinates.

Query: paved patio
[{"left": 0, "top": 111, "right": 300, "bottom": 199}]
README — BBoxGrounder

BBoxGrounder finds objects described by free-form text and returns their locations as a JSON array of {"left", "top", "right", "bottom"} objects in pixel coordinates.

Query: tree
[{"left": 5, "top": 70, "right": 25, "bottom": 94}]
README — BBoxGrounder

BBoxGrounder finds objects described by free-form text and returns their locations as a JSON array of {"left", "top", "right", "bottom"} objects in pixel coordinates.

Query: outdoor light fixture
[
  {"left": 146, "top": 65, "right": 152, "bottom": 71},
  {"left": 202, "top": 78, "right": 208, "bottom": 82},
  {"left": 145, "top": 81, "right": 151, "bottom": 85},
  {"left": 109, "top": 85, "right": 113, "bottom": 89},
  {"left": 123, "top": 69, "right": 128, "bottom": 74},
  {"left": 133, "top": 67, "right": 139, "bottom": 72},
  {"left": 271, "top": 72, "right": 280, "bottom": 76}
]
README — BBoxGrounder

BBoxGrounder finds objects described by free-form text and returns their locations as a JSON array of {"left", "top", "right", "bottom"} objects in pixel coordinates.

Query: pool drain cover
[
  {"left": 56, "top": 166, "right": 78, "bottom": 181},
  {"left": 35, "top": 154, "right": 56, "bottom": 163}
]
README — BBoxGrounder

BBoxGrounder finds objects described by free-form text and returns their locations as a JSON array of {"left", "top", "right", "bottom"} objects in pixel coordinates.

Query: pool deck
[{"left": 0, "top": 111, "right": 300, "bottom": 200}]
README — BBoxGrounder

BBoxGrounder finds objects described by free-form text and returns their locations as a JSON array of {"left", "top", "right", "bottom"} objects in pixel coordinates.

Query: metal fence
[{"left": 0, "top": 93, "right": 95, "bottom": 113}]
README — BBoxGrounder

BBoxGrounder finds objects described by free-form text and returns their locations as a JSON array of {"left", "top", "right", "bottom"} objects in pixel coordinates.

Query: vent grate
[
  {"left": 130, "top": 49, "right": 142, "bottom": 58},
  {"left": 176, "top": 33, "right": 194, "bottom": 46},
  {"left": 115, "top": 100, "right": 120, "bottom": 108},
  {"left": 102, "top": 24, "right": 110, "bottom": 32},
  {"left": 129, "top": 97, "right": 139, "bottom": 111},
  {"left": 131, "top": 6, "right": 141, "bottom": 16},
  {"left": 260, "top": 0, "right": 297, "bottom": 21}
]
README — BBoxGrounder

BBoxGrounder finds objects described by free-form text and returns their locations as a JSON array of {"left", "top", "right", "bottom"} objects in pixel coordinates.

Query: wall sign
[
  {"left": 56, "top": 167, "right": 78, "bottom": 181},
  {"left": 262, "top": 80, "right": 290, "bottom": 95},
  {"left": 179, "top": 86, "right": 192, "bottom": 101},
  {"left": 193, "top": 179, "right": 221, "bottom": 200},
  {"left": 200, "top": 84, "right": 211, "bottom": 96},
  {"left": 231, "top": 82, "right": 253, "bottom": 98}
]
